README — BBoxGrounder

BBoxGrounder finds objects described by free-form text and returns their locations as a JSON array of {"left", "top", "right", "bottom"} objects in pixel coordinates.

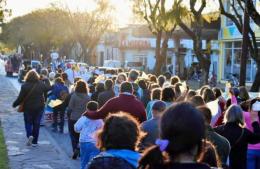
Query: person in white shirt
[{"left": 74, "top": 101, "right": 103, "bottom": 169}]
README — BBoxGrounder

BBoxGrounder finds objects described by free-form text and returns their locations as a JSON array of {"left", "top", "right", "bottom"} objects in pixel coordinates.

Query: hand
[{"left": 250, "top": 110, "right": 259, "bottom": 123}]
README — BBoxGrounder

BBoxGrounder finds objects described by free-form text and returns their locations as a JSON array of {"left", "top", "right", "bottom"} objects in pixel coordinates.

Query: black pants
[
  {"left": 24, "top": 109, "right": 43, "bottom": 144},
  {"left": 68, "top": 119, "right": 80, "bottom": 151},
  {"left": 52, "top": 107, "right": 65, "bottom": 132}
]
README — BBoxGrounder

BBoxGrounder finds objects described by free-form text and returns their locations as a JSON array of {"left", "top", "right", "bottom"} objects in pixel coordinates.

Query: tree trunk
[
  {"left": 154, "top": 31, "right": 162, "bottom": 75},
  {"left": 250, "top": 62, "right": 260, "bottom": 92},
  {"left": 240, "top": 5, "right": 250, "bottom": 86},
  {"left": 160, "top": 33, "right": 170, "bottom": 73}
]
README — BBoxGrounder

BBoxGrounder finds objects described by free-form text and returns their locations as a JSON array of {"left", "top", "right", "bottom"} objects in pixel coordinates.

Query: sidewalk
[{"left": 0, "top": 71, "right": 79, "bottom": 168}]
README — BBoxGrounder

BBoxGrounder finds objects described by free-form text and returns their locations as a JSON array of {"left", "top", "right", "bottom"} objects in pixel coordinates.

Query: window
[{"left": 223, "top": 41, "right": 255, "bottom": 81}]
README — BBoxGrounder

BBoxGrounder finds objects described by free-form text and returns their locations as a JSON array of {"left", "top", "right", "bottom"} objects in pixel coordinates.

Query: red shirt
[{"left": 85, "top": 93, "right": 147, "bottom": 122}]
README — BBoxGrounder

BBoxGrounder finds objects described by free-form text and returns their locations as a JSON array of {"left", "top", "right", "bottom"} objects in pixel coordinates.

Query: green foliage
[
  {"left": 0, "top": 0, "right": 113, "bottom": 60},
  {"left": 0, "top": 127, "right": 8, "bottom": 169}
]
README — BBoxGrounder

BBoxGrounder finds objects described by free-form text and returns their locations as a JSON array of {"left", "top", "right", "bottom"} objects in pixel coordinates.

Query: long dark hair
[{"left": 138, "top": 102, "right": 206, "bottom": 169}]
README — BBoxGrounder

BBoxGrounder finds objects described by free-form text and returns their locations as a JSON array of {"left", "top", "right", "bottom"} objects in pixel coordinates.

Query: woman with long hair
[
  {"left": 68, "top": 80, "right": 91, "bottom": 159},
  {"left": 13, "top": 70, "right": 50, "bottom": 146},
  {"left": 215, "top": 104, "right": 260, "bottom": 169},
  {"left": 138, "top": 102, "right": 210, "bottom": 169}
]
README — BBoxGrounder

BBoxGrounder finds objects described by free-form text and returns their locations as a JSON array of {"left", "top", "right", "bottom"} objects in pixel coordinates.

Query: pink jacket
[{"left": 243, "top": 111, "right": 260, "bottom": 150}]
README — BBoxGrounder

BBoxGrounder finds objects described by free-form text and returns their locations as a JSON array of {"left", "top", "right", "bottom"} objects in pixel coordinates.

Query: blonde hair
[{"left": 224, "top": 105, "right": 244, "bottom": 126}]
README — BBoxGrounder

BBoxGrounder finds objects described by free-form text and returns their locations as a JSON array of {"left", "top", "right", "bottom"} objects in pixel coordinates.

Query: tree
[
  {"left": 66, "top": 0, "right": 113, "bottom": 64},
  {"left": 246, "top": 0, "right": 260, "bottom": 26},
  {"left": 1, "top": 7, "right": 71, "bottom": 60},
  {"left": 0, "top": 0, "right": 11, "bottom": 25},
  {"left": 174, "top": 0, "right": 219, "bottom": 85},
  {"left": 133, "top": 0, "right": 177, "bottom": 75},
  {"left": 218, "top": 0, "right": 260, "bottom": 91}
]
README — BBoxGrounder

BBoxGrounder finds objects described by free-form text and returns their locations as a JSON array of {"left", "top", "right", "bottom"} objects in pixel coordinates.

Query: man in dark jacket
[
  {"left": 98, "top": 79, "right": 115, "bottom": 107},
  {"left": 140, "top": 101, "right": 166, "bottom": 149},
  {"left": 197, "top": 106, "right": 231, "bottom": 166},
  {"left": 84, "top": 82, "right": 146, "bottom": 122}
]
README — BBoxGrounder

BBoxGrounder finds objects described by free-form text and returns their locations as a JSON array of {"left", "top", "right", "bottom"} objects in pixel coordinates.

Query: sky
[{"left": 6, "top": 0, "right": 133, "bottom": 27}]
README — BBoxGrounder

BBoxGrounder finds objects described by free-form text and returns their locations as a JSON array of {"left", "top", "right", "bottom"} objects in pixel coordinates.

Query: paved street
[{"left": 0, "top": 60, "right": 80, "bottom": 169}]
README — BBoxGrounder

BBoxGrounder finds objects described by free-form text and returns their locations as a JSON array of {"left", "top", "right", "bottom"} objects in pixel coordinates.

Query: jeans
[
  {"left": 24, "top": 109, "right": 43, "bottom": 144},
  {"left": 68, "top": 119, "right": 80, "bottom": 151},
  {"left": 80, "top": 142, "right": 99, "bottom": 169},
  {"left": 52, "top": 108, "right": 65, "bottom": 132},
  {"left": 247, "top": 149, "right": 260, "bottom": 169}
]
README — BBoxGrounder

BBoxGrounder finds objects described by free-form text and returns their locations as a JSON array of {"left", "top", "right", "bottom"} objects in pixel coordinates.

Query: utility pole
[{"left": 240, "top": 0, "right": 249, "bottom": 86}]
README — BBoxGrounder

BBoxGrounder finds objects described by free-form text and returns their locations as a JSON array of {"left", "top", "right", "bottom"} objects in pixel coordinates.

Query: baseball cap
[{"left": 152, "top": 101, "right": 166, "bottom": 111}]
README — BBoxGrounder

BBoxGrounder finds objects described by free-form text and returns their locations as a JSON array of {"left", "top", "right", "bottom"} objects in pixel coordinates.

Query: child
[{"left": 74, "top": 101, "right": 103, "bottom": 169}]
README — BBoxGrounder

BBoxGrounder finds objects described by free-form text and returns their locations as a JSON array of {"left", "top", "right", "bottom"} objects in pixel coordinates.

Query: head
[
  {"left": 24, "top": 70, "right": 40, "bottom": 83},
  {"left": 104, "top": 79, "right": 114, "bottom": 91},
  {"left": 186, "top": 90, "right": 197, "bottom": 100},
  {"left": 40, "top": 69, "right": 48, "bottom": 77},
  {"left": 161, "top": 87, "right": 175, "bottom": 102},
  {"left": 149, "top": 75, "right": 157, "bottom": 83},
  {"left": 197, "top": 106, "right": 212, "bottom": 125},
  {"left": 95, "top": 83, "right": 105, "bottom": 93},
  {"left": 120, "top": 81, "right": 133, "bottom": 94},
  {"left": 163, "top": 72, "right": 171, "bottom": 81},
  {"left": 96, "top": 112, "right": 143, "bottom": 151},
  {"left": 49, "top": 72, "right": 56, "bottom": 81},
  {"left": 151, "top": 88, "right": 162, "bottom": 100},
  {"left": 138, "top": 79, "right": 147, "bottom": 90},
  {"left": 199, "top": 85, "right": 210, "bottom": 96},
  {"left": 170, "top": 76, "right": 180, "bottom": 86},
  {"left": 239, "top": 86, "right": 250, "bottom": 101},
  {"left": 189, "top": 95, "right": 205, "bottom": 107},
  {"left": 162, "top": 102, "right": 205, "bottom": 158},
  {"left": 61, "top": 72, "right": 68, "bottom": 81},
  {"left": 87, "top": 101, "right": 99, "bottom": 111},
  {"left": 202, "top": 88, "right": 216, "bottom": 103},
  {"left": 128, "top": 69, "right": 139, "bottom": 82},
  {"left": 152, "top": 101, "right": 166, "bottom": 118},
  {"left": 75, "top": 80, "right": 88, "bottom": 94},
  {"left": 116, "top": 73, "right": 127, "bottom": 84},
  {"left": 212, "top": 87, "right": 222, "bottom": 98},
  {"left": 55, "top": 77, "right": 65, "bottom": 85},
  {"left": 224, "top": 105, "right": 244, "bottom": 126},
  {"left": 158, "top": 75, "right": 166, "bottom": 87}
]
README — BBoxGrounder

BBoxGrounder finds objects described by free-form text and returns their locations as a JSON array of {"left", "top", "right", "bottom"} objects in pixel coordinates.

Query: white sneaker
[
  {"left": 32, "top": 144, "right": 38, "bottom": 147},
  {"left": 26, "top": 136, "right": 34, "bottom": 146}
]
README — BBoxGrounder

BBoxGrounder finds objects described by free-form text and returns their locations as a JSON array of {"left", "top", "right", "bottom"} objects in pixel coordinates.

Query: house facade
[{"left": 218, "top": 0, "right": 260, "bottom": 82}]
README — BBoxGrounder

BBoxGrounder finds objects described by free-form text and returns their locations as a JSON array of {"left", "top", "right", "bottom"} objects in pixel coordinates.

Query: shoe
[
  {"left": 72, "top": 149, "right": 79, "bottom": 160},
  {"left": 32, "top": 143, "right": 38, "bottom": 147},
  {"left": 26, "top": 136, "right": 34, "bottom": 146}
]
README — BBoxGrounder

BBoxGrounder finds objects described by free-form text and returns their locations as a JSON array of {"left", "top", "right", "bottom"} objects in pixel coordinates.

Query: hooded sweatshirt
[{"left": 100, "top": 149, "right": 141, "bottom": 168}]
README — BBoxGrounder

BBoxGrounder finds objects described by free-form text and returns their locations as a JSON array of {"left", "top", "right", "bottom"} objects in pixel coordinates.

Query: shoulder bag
[{"left": 17, "top": 83, "right": 37, "bottom": 112}]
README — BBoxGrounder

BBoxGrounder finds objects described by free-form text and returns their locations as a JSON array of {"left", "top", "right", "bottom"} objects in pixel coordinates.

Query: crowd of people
[{"left": 12, "top": 63, "right": 260, "bottom": 169}]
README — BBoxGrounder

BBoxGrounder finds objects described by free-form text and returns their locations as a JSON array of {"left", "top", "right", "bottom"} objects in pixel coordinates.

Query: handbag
[{"left": 17, "top": 84, "right": 37, "bottom": 113}]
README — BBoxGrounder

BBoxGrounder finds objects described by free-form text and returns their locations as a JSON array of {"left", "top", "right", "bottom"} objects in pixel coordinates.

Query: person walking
[
  {"left": 84, "top": 82, "right": 146, "bottom": 122},
  {"left": 13, "top": 70, "right": 50, "bottom": 146},
  {"left": 214, "top": 104, "right": 260, "bottom": 169},
  {"left": 68, "top": 80, "right": 91, "bottom": 159}
]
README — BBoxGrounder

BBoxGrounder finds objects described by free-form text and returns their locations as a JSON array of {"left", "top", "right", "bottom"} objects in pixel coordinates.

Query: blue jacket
[{"left": 51, "top": 83, "right": 69, "bottom": 100}]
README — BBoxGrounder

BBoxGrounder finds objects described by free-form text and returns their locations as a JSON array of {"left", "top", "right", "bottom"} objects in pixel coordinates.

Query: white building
[{"left": 96, "top": 25, "right": 219, "bottom": 75}]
